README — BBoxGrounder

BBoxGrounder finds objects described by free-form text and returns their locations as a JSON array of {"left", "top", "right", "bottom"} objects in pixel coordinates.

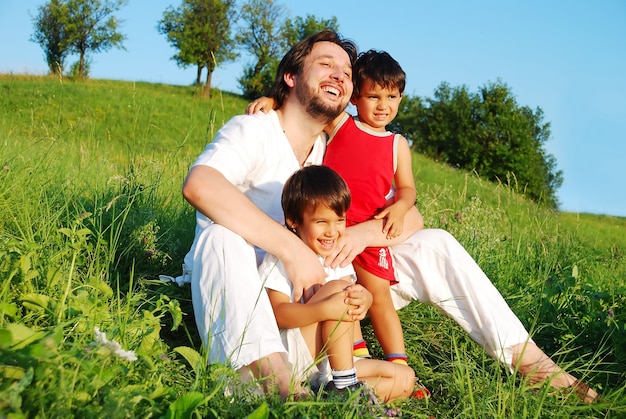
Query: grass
[{"left": 0, "top": 74, "right": 625, "bottom": 418}]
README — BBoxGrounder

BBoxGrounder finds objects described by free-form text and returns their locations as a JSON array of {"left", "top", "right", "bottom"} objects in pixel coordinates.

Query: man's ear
[{"left": 284, "top": 72, "right": 296, "bottom": 88}]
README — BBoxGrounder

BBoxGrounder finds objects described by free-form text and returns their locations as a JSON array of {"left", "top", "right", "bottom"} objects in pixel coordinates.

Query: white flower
[
  {"left": 93, "top": 327, "right": 137, "bottom": 362},
  {"left": 114, "top": 347, "right": 138, "bottom": 362}
]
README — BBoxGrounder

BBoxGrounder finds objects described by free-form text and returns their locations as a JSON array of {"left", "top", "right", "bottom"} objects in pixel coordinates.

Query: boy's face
[
  {"left": 287, "top": 204, "right": 346, "bottom": 258},
  {"left": 351, "top": 78, "right": 402, "bottom": 132}
]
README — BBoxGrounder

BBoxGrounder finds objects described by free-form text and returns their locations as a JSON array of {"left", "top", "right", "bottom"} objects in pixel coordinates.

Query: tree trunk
[
  {"left": 203, "top": 64, "right": 212, "bottom": 99},
  {"left": 196, "top": 65, "right": 202, "bottom": 86},
  {"left": 79, "top": 51, "right": 86, "bottom": 79}
]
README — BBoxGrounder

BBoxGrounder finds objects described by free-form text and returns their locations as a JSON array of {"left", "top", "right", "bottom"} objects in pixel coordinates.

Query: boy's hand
[
  {"left": 246, "top": 96, "right": 275, "bottom": 115},
  {"left": 375, "top": 202, "right": 406, "bottom": 239},
  {"left": 343, "top": 284, "right": 373, "bottom": 320},
  {"left": 323, "top": 291, "right": 355, "bottom": 320}
]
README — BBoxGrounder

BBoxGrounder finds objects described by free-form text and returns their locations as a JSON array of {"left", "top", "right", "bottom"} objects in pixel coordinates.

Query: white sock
[{"left": 332, "top": 367, "right": 358, "bottom": 389}]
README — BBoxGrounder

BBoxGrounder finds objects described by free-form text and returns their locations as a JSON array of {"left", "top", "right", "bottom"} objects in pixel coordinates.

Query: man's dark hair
[
  {"left": 353, "top": 49, "right": 406, "bottom": 97},
  {"left": 282, "top": 165, "right": 351, "bottom": 225},
  {"left": 268, "top": 30, "right": 358, "bottom": 108}
]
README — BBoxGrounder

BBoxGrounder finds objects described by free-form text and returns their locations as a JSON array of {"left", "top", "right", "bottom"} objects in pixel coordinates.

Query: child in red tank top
[{"left": 323, "top": 50, "right": 416, "bottom": 369}]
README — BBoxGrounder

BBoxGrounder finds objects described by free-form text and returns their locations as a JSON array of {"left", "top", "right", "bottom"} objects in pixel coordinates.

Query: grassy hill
[{"left": 1, "top": 75, "right": 624, "bottom": 418}]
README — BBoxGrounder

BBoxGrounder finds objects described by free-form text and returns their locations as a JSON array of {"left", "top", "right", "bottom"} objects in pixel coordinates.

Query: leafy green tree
[
  {"left": 281, "top": 14, "right": 339, "bottom": 50},
  {"left": 158, "top": 0, "right": 238, "bottom": 99},
  {"left": 64, "top": 0, "right": 127, "bottom": 79},
  {"left": 393, "top": 81, "right": 563, "bottom": 208},
  {"left": 31, "top": 0, "right": 127, "bottom": 79},
  {"left": 236, "top": 6, "right": 340, "bottom": 99},
  {"left": 235, "top": 0, "right": 285, "bottom": 99},
  {"left": 30, "top": 0, "right": 69, "bottom": 75}
]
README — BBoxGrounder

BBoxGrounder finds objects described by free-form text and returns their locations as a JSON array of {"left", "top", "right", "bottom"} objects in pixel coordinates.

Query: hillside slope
[{"left": 1, "top": 75, "right": 624, "bottom": 417}]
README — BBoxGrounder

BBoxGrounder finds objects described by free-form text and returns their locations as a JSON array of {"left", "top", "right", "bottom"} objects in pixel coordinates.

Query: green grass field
[{"left": 1, "top": 75, "right": 625, "bottom": 418}]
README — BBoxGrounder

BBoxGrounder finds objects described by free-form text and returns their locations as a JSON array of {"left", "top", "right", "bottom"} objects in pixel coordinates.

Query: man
[{"left": 180, "top": 30, "right": 405, "bottom": 399}]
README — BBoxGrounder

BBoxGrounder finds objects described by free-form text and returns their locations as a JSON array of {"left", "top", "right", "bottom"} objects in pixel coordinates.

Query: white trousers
[
  {"left": 389, "top": 228, "right": 531, "bottom": 367},
  {"left": 185, "top": 224, "right": 531, "bottom": 371},
  {"left": 185, "top": 222, "right": 286, "bottom": 370}
]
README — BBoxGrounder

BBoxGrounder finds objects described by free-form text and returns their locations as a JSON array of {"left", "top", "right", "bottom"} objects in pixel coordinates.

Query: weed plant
[{"left": 0, "top": 75, "right": 624, "bottom": 418}]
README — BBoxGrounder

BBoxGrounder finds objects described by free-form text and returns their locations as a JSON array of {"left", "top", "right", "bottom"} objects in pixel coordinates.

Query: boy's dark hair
[
  {"left": 268, "top": 30, "right": 358, "bottom": 108},
  {"left": 282, "top": 165, "right": 351, "bottom": 225},
  {"left": 353, "top": 49, "right": 406, "bottom": 97}
]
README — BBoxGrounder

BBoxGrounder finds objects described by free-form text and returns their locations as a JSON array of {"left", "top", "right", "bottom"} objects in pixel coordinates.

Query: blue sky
[{"left": 2, "top": 1, "right": 625, "bottom": 217}]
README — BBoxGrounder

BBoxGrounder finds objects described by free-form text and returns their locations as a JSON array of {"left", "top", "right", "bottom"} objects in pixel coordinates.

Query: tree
[
  {"left": 393, "top": 81, "right": 563, "bottom": 208},
  {"left": 236, "top": 3, "right": 340, "bottom": 99},
  {"left": 31, "top": 0, "right": 127, "bottom": 79},
  {"left": 30, "top": 0, "right": 69, "bottom": 75},
  {"left": 281, "top": 14, "right": 339, "bottom": 50},
  {"left": 64, "top": 0, "right": 127, "bottom": 79},
  {"left": 158, "top": 0, "right": 237, "bottom": 99},
  {"left": 235, "top": 0, "right": 285, "bottom": 99}
]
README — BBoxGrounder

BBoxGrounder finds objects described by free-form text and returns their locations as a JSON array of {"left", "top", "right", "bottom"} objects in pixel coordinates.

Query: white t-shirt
[
  {"left": 259, "top": 251, "right": 357, "bottom": 384},
  {"left": 190, "top": 110, "right": 326, "bottom": 263}
]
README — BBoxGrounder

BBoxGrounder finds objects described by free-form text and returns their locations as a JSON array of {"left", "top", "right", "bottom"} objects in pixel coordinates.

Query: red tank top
[{"left": 323, "top": 116, "right": 396, "bottom": 224}]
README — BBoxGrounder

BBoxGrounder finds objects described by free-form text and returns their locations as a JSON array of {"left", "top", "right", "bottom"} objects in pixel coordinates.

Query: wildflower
[
  {"left": 93, "top": 327, "right": 137, "bottom": 362},
  {"left": 2, "top": 165, "right": 8, "bottom": 171}
]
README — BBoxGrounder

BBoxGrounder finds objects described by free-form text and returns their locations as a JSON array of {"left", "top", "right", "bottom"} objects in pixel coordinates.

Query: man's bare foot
[
  {"left": 511, "top": 342, "right": 599, "bottom": 403},
  {"left": 250, "top": 352, "right": 304, "bottom": 401},
  {"left": 569, "top": 380, "right": 599, "bottom": 404}
]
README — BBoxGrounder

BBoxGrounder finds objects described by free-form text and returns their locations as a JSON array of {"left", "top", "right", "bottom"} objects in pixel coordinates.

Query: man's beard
[{"left": 295, "top": 82, "right": 344, "bottom": 124}]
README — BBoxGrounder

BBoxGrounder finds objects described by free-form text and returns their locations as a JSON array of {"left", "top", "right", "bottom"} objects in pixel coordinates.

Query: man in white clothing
[{"left": 181, "top": 30, "right": 369, "bottom": 399}]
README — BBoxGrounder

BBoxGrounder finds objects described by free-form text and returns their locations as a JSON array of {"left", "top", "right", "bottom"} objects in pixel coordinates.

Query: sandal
[{"left": 412, "top": 378, "right": 431, "bottom": 399}]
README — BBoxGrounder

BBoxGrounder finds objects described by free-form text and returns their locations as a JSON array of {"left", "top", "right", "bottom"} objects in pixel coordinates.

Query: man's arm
[
  {"left": 324, "top": 205, "right": 424, "bottom": 269},
  {"left": 183, "top": 165, "right": 327, "bottom": 301}
]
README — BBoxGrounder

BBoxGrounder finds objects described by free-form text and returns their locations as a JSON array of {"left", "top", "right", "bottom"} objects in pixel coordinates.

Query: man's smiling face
[{"left": 294, "top": 41, "right": 353, "bottom": 123}]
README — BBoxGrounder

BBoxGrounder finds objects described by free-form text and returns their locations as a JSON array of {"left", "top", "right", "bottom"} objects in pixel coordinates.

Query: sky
[{"left": 1, "top": 1, "right": 625, "bottom": 217}]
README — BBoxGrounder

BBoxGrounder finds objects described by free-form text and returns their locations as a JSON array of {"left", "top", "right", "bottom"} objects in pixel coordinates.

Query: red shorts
[{"left": 354, "top": 246, "right": 397, "bottom": 284}]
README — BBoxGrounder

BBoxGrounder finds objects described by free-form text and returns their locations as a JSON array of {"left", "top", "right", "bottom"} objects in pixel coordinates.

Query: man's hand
[
  {"left": 280, "top": 240, "right": 327, "bottom": 302},
  {"left": 323, "top": 226, "right": 369, "bottom": 269},
  {"left": 324, "top": 206, "right": 425, "bottom": 270}
]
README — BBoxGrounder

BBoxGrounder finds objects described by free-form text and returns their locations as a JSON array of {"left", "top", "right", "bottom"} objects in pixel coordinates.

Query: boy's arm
[
  {"left": 183, "top": 165, "right": 326, "bottom": 301},
  {"left": 246, "top": 96, "right": 276, "bottom": 114},
  {"left": 374, "top": 135, "right": 417, "bottom": 238},
  {"left": 246, "top": 97, "right": 347, "bottom": 137},
  {"left": 267, "top": 286, "right": 354, "bottom": 329}
]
